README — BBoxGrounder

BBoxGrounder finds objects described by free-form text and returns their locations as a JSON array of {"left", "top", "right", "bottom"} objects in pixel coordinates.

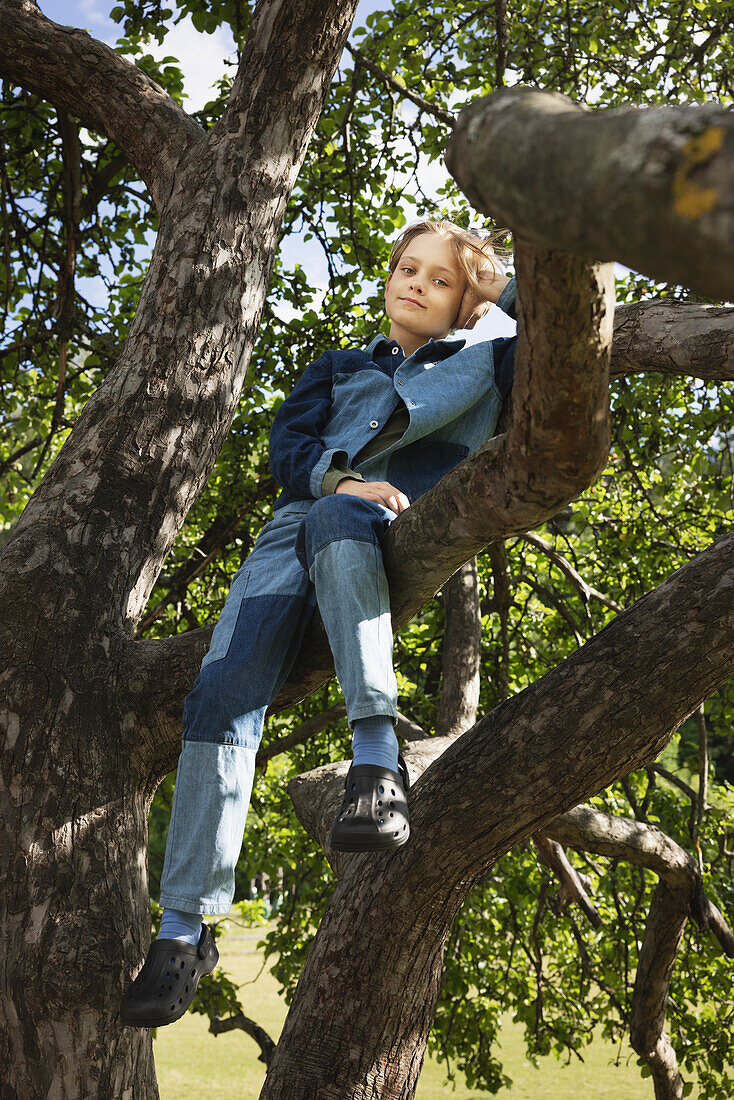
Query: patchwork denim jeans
[{"left": 159, "top": 493, "right": 400, "bottom": 914}]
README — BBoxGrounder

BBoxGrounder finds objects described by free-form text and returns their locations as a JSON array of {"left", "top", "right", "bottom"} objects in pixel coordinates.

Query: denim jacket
[{"left": 269, "top": 277, "right": 518, "bottom": 512}]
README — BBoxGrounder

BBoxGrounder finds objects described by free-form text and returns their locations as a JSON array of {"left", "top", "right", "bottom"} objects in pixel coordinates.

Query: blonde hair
[{"left": 388, "top": 219, "right": 513, "bottom": 302}]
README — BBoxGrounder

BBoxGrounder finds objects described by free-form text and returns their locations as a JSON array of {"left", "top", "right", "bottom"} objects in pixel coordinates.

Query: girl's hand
[
  {"left": 335, "top": 479, "right": 410, "bottom": 514},
  {"left": 457, "top": 270, "right": 511, "bottom": 330}
]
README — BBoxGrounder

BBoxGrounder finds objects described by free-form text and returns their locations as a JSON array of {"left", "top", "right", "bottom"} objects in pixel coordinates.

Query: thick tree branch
[
  {"left": 611, "top": 301, "right": 734, "bottom": 381},
  {"left": 445, "top": 86, "right": 734, "bottom": 301},
  {"left": 0, "top": 0, "right": 203, "bottom": 212}
]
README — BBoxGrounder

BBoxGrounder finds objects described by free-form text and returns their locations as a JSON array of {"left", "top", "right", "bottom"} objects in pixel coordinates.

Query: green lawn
[{"left": 153, "top": 926, "right": 697, "bottom": 1099}]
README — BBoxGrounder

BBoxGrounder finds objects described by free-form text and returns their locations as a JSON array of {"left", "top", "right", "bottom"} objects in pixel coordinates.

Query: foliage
[{"left": 2, "top": 0, "right": 733, "bottom": 1094}]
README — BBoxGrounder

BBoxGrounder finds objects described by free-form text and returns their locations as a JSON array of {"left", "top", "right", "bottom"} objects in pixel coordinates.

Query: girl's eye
[{"left": 402, "top": 267, "right": 448, "bottom": 287}]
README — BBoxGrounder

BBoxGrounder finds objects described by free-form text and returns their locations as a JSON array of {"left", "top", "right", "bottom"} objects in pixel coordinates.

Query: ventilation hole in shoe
[
  {"left": 191, "top": 969, "right": 196, "bottom": 976},
  {"left": 390, "top": 801, "right": 394, "bottom": 808},
  {"left": 179, "top": 997, "right": 183, "bottom": 1005},
  {"left": 169, "top": 957, "right": 175, "bottom": 964},
  {"left": 180, "top": 961, "right": 185, "bottom": 969},
  {"left": 389, "top": 812, "right": 393, "bottom": 817},
  {"left": 185, "top": 985, "right": 189, "bottom": 993},
  {"left": 390, "top": 788, "right": 395, "bottom": 796},
  {"left": 175, "top": 974, "right": 179, "bottom": 980},
  {"left": 378, "top": 784, "right": 384, "bottom": 793},
  {"left": 393, "top": 831, "right": 398, "bottom": 836},
  {"left": 351, "top": 783, "right": 356, "bottom": 790},
  {"left": 165, "top": 972, "right": 170, "bottom": 978},
  {"left": 377, "top": 799, "right": 382, "bottom": 805},
  {"left": 402, "top": 824, "right": 407, "bottom": 830},
  {"left": 171, "top": 1003, "right": 176, "bottom": 1011}
]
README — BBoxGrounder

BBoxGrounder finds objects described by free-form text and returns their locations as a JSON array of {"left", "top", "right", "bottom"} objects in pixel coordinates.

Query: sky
[{"left": 34, "top": 0, "right": 528, "bottom": 344}]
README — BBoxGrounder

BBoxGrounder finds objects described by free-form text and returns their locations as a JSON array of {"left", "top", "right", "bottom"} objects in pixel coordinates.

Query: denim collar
[{"left": 364, "top": 332, "right": 466, "bottom": 364}]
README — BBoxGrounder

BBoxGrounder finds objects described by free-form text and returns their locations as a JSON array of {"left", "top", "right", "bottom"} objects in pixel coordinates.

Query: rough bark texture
[
  {"left": 0, "top": 1, "right": 361, "bottom": 1096},
  {"left": 435, "top": 559, "right": 481, "bottom": 737},
  {"left": 445, "top": 85, "right": 734, "bottom": 300},
  {"left": 611, "top": 301, "right": 734, "bottom": 382}
]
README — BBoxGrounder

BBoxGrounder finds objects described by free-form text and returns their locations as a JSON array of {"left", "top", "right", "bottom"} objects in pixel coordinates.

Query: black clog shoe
[
  {"left": 120, "top": 923, "right": 218, "bottom": 1028},
  {"left": 328, "top": 753, "right": 410, "bottom": 852}
]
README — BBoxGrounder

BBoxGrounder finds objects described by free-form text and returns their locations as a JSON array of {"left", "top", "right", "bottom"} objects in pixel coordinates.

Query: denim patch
[
  {"left": 184, "top": 590, "right": 318, "bottom": 747},
  {"left": 294, "top": 494, "right": 395, "bottom": 572}
]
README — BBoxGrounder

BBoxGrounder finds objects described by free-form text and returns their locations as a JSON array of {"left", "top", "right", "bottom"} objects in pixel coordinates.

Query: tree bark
[
  {"left": 2, "top": 19, "right": 734, "bottom": 1094},
  {"left": 0, "top": 0, "right": 203, "bottom": 212},
  {"left": 0, "top": 1, "right": 361, "bottom": 1096},
  {"left": 445, "top": 85, "right": 734, "bottom": 300},
  {"left": 435, "top": 558, "right": 481, "bottom": 737}
]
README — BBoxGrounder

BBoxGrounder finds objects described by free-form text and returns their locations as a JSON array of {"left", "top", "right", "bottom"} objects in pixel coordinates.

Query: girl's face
[{"left": 384, "top": 233, "right": 466, "bottom": 354}]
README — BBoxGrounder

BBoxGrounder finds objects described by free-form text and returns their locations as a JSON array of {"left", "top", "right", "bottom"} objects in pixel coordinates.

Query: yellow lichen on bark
[{"left": 672, "top": 127, "right": 724, "bottom": 219}]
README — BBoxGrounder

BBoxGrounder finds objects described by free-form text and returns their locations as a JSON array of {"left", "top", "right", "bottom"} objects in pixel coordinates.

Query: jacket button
[
  {"left": 398, "top": 379, "right": 405, "bottom": 385},
  {"left": 391, "top": 347, "right": 400, "bottom": 355},
  {"left": 369, "top": 420, "right": 379, "bottom": 428}
]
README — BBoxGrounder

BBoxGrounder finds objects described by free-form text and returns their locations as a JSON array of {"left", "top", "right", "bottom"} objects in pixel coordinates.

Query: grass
[{"left": 153, "top": 925, "right": 699, "bottom": 1099}]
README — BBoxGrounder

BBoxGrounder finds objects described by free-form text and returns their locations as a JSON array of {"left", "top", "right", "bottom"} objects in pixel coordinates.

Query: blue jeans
[{"left": 159, "top": 494, "right": 400, "bottom": 914}]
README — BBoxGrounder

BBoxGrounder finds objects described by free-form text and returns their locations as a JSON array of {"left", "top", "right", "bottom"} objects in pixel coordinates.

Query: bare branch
[
  {"left": 629, "top": 882, "right": 688, "bottom": 1100},
  {"left": 520, "top": 530, "right": 624, "bottom": 614},
  {"left": 648, "top": 763, "right": 698, "bottom": 805},
  {"left": 0, "top": 0, "right": 203, "bottom": 212},
  {"left": 532, "top": 834, "right": 602, "bottom": 928},
  {"left": 209, "top": 1012, "right": 276, "bottom": 1065},
  {"left": 344, "top": 44, "right": 456, "bottom": 128}
]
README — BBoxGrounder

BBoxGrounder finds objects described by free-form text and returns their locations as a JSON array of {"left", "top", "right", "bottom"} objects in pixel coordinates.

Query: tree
[{"left": 1, "top": 1, "right": 733, "bottom": 1097}]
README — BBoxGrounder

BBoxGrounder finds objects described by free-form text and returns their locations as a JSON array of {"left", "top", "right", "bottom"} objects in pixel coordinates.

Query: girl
[{"left": 120, "top": 219, "right": 517, "bottom": 1028}]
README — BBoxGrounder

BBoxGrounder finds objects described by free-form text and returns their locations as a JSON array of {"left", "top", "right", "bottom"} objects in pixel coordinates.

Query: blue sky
[{"left": 34, "top": 0, "right": 526, "bottom": 344}]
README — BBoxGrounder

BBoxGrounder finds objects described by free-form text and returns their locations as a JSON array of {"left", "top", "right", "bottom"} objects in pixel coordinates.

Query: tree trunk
[
  {"left": 0, "top": 1, "right": 361, "bottom": 1094},
  {"left": 260, "top": 858, "right": 467, "bottom": 1100},
  {"left": 0, "top": 644, "right": 159, "bottom": 1097}
]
